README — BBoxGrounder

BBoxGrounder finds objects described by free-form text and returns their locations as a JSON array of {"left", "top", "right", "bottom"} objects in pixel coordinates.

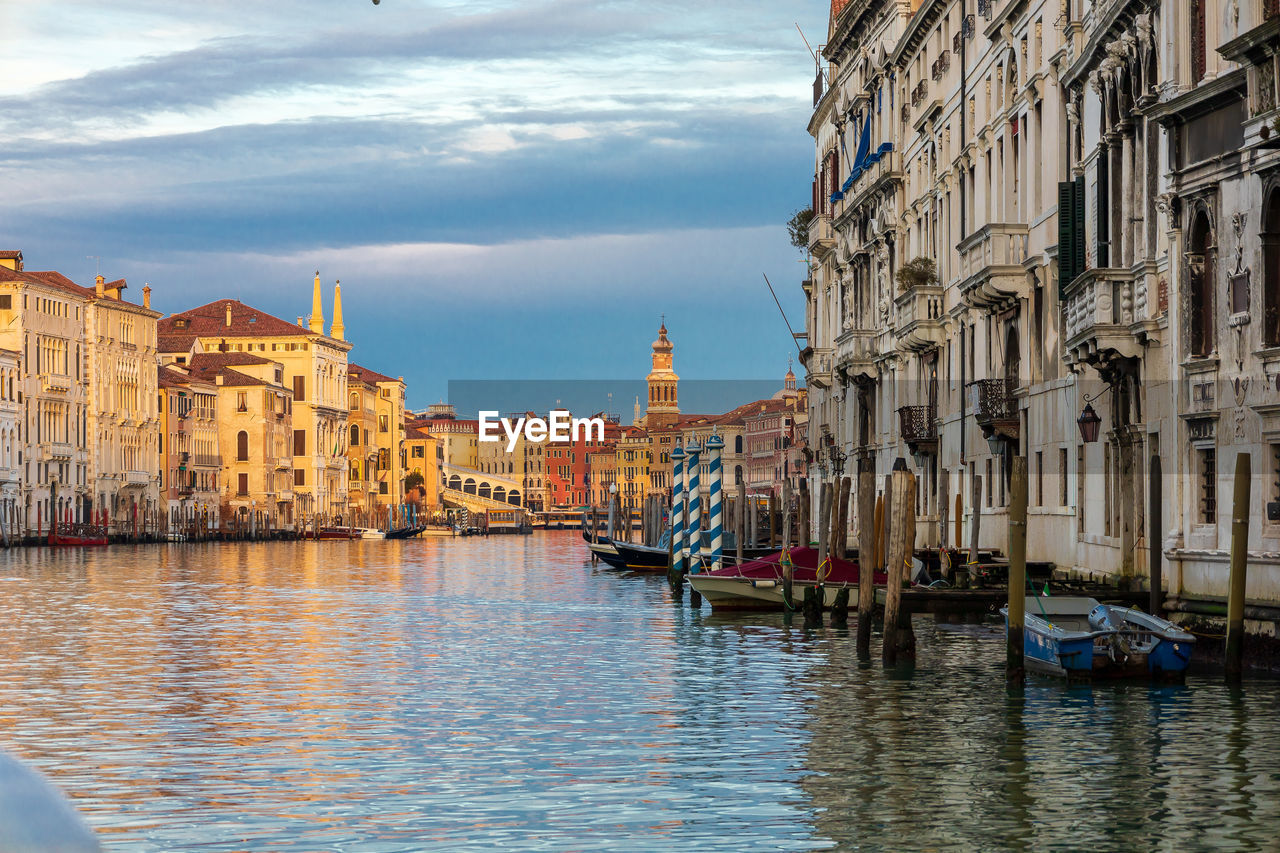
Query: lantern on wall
[{"left": 1077, "top": 402, "right": 1102, "bottom": 444}]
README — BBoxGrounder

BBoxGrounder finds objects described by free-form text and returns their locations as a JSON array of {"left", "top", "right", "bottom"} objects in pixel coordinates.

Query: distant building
[
  {"left": 0, "top": 348, "right": 18, "bottom": 535},
  {"left": 158, "top": 365, "right": 221, "bottom": 529},
  {"left": 348, "top": 363, "right": 406, "bottom": 512}
]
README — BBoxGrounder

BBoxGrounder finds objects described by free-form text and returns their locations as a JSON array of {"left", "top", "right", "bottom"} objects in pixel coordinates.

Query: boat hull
[{"left": 688, "top": 574, "right": 856, "bottom": 610}]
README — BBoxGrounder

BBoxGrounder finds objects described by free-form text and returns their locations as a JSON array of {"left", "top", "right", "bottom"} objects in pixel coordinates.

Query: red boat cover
[{"left": 705, "top": 546, "right": 887, "bottom": 585}]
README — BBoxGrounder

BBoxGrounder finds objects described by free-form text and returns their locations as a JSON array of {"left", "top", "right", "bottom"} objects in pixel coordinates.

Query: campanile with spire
[{"left": 643, "top": 318, "right": 679, "bottom": 429}]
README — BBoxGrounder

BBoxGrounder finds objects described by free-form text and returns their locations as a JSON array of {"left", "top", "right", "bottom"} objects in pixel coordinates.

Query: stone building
[
  {"left": 804, "top": 0, "right": 1280, "bottom": 618},
  {"left": 158, "top": 365, "right": 221, "bottom": 530},
  {"left": 348, "top": 363, "right": 406, "bottom": 514}
]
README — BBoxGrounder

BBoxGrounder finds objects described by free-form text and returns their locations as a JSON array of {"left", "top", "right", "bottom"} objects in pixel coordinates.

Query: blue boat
[{"left": 1002, "top": 596, "right": 1195, "bottom": 680}]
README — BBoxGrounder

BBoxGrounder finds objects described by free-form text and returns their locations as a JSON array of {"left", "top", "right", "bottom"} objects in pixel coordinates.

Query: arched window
[
  {"left": 1263, "top": 188, "right": 1280, "bottom": 347},
  {"left": 734, "top": 435, "right": 743, "bottom": 454},
  {"left": 735, "top": 464, "right": 743, "bottom": 485},
  {"left": 236, "top": 430, "right": 249, "bottom": 461},
  {"left": 349, "top": 424, "right": 360, "bottom": 446},
  {"left": 1188, "top": 210, "right": 1215, "bottom": 357},
  {"left": 1005, "top": 325, "right": 1021, "bottom": 387}
]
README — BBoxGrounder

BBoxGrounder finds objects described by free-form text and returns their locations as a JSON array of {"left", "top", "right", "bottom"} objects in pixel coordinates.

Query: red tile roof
[
  {"left": 161, "top": 299, "right": 314, "bottom": 339},
  {"left": 0, "top": 251, "right": 22, "bottom": 260},
  {"left": 189, "top": 352, "right": 272, "bottom": 370},
  {"left": 158, "top": 334, "right": 197, "bottom": 354},
  {"left": 349, "top": 363, "right": 398, "bottom": 385}
]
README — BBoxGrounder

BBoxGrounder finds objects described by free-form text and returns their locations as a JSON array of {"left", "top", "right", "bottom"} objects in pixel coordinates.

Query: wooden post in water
[
  {"left": 831, "top": 479, "right": 850, "bottom": 624},
  {"left": 873, "top": 494, "right": 884, "bottom": 571},
  {"left": 856, "top": 471, "right": 876, "bottom": 659},
  {"left": 1225, "top": 452, "right": 1252, "bottom": 683},
  {"left": 782, "top": 479, "right": 794, "bottom": 607},
  {"left": 1007, "top": 456, "right": 1028, "bottom": 684},
  {"left": 748, "top": 494, "right": 758, "bottom": 549},
  {"left": 809, "top": 482, "right": 831, "bottom": 624},
  {"left": 1149, "top": 454, "right": 1163, "bottom": 618},
  {"left": 967, "top": 475, "right": 983, "bottom": 585},
  {"left": 953, "top": 492, "right": 963, "bottom": 568},
  {"left": 882, "top": 471, "right": 911, "bottom": 666},
  {"left": 736, "top": 481, "right": 746, "bottom": 565},
  {"left": 798, "top": 479, "right": 810, "bottom": 545}
]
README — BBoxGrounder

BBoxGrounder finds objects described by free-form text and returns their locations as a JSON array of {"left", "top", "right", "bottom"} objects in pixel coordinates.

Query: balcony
[
  {"left": 39, "top": 373, "right": 72, "bottom": 394},
  {"left": 1062, "top": 267, "right": 1146, "bottom": 367},
  {"left": 803, "top": 347, "right": 834, "bottom": 389},
  {"left": 897, "top": 405, "right": 938, "bottom": 456},
  {"left": 893, "top": 285, "right": 946, "bottom": 352},
  {"left": 957, "top": 223, "right": 1030, "bottom": 310},
  {"left": 43, "top": 442, "right": 73, "bottom": 461},
  {"left": 835, "top": 328, "right": 877, "bottom": 381},
  {"left": 808, "top": 214, "right": 836, "bottom": 259},
  {"left": 194, "top": 454, "right": 222, "bottom": 468},
  {"left": 968, "top": 378, "right": 1019, "bottom": 442},
  {"left": 125, "top": 470, "right": 151, "bottom": 486}
]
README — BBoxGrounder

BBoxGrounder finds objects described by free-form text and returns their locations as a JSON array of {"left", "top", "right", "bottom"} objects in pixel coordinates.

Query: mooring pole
[
  {"left": 857, "top": 470, "right": 876, "bottom": 660},
  {"left": 1225, "top": 452, "right": 1252, "bottom": 683},
  {"left": 736, "top": 480, "right": 746, "bottom": 565},
  {"left": 685, "top": 439, "right": 703, "bottom": 609},
  {"left": 831, "top": 476, "right": 850, "bottom": 625},
  {"left": 882, "top": 470, "right": 909, "bottom": 666},
  {"left": 1149, "top": 453, "right": 1163, "bottom": 618},
  {"left": 706, "top": 432, "right": 724, "bottom": 573},
  {"left": 968, "top": 475, "right": 982, "bottom": 586},
  {"left": 1007, "top": 456, "right": 1028, "bottom": 685},
  {"left": 810, "top": 481, "right": 831, "bottom": 625},
  {"left": 669, "top": 445, "right": 685, "bottom": 592},
  {"left": 782, "top": 478, "right": 794, "bottom": 607}
]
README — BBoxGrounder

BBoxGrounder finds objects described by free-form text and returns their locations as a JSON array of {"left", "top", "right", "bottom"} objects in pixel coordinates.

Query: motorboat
[
  {"left": 1002, "top": 596, "right": 1195, "bottom": 679},
  {"left": 686, "top": 547, "right": 885, "bottom": 610}
]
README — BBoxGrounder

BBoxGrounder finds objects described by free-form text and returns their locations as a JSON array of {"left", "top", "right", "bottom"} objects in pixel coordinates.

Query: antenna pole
[
  {"left": 795, "top": 23, "right": 818, "bottom": 67},
  {"left": 763, "top": 273, "right": 804, "bottom": 354}
]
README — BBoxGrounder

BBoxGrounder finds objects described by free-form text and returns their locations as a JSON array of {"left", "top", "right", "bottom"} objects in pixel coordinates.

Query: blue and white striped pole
[
  {"left": 705, "top": 431, "right": 724, "bottom": 572},
  {"left": 685, "top": 438, "right": 702, "bottom": 574},
  {"left": 670, "top": 445, "right": 685, "bottom": 579}
]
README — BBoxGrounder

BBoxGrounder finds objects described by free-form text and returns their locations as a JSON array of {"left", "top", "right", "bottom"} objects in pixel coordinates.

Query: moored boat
[
  {"left": 357, "top": 528, "right": 386, "bottom": 540},
  {"left": 49, "top": 524, "right": 108, "bottom": 547},
  {"left": 1002, "top": 596, "right": 1195, "bottom": 680},
  {"left": 687, "top": 547, "right": 886, "bottom": 610}
]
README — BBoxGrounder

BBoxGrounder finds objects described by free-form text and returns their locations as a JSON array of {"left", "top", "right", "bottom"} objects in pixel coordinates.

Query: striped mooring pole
[
  {"left": 670, "top": 444, "right": 686, "bottom": 581},
  {"left": 685, "top": 438, "right": 702, "bottom": 573},
  {"left": 704, "top": 430, "right": 724, "bottom": 572}
]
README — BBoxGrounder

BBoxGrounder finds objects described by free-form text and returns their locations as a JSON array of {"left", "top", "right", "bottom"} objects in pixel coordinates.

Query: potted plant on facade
[{"left": 895, "top": 256, "right": 938, "bottom": 292}]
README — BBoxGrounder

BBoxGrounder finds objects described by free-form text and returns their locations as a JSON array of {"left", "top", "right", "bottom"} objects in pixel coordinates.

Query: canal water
[{"left": 1, "top": 531, "right": 1278, "bottom": 850}]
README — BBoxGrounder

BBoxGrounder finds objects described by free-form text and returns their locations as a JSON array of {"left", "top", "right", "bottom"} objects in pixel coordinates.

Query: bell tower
[{"left": 644, "top": 318, "right": 679, "bottom": 429}]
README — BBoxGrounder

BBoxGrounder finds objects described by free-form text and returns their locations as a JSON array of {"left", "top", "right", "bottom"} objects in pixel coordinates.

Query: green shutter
[
  {"left": 1073, "top": 175, "right": 1086, "bottom": 281},
  {"left": 1058, "top": 180, "right": 1075, "bottom": 298}
]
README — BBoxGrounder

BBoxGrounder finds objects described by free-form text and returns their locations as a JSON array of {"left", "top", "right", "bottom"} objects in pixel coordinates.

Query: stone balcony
[
  {"left": 808, "top": 214, "right": 836, "bottom": 260},
  {"left": 125, "top": 470, "right": 151, "bottom": 486},
  {"left": 834, "top": 328, "right": 877, "bottom": 380},
  {"left": 803, "top": 346, "right": 834, "bottom": 389},
  {"left": 1062, "top": 267, "right": 1147, "bottom": 367},
  {"left": 968, "top": 378, "right": 1020, "bottom": 442},
  {"left": 957, "top": 223, "right": 1030, "bottom": 310},
  {"left": 893, "top": 285, "right": 945, "bottom": 352},
  {"left": 39, "top": 372, "right": 73, "bottom": 394},
  {"left": 897, "top": 405, "right": 938, "bottom": 456},
  {"left": 43, "top": 442, "right": 73, "bottom": 461}
]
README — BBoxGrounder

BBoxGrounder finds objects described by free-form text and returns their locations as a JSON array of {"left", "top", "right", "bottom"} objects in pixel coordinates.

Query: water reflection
[{"left": 0, "top": 534, "right": 1277, "bottom": 850}]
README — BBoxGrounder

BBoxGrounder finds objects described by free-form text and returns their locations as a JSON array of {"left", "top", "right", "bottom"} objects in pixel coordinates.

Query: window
[
  {"left": 379, "top": 482, "right": 389, "bottom": 495},
  {"left": 0, "top": 296, "right": 9, "bottom": 310},
  {"left": 236, "top": 430, "right": 249, "bottom": 461},
  {"left": 350, "top": 392, "right": 359, "bottom": 411},
  {"left": 379, "top": 415, "right": 389, "bottom": 433},
  {"left": 1199, "top": 448, "right": 1217, "bottom": 524},
  {"left": 1077, "top": 446, "right": 1085, "bottom": 535},
  {"left": 1035, "top": 451, "right": 1043, "bottom": 506},
  {"left": 986, "top": 458, "right": 993, "bottom": 507},
  {"left": 1187, "top": 210, "right": 1215, "bottom": 356},
  {"left": 1190, "top": 0, "right": 1207, "bottom": 82},
  {"left": 1059, "top": 448, "right": 1069, "bottom": 507},
  {"left": 293, "top": 429, "right": 306, "bottom": 456},
  {"left": 350, "top": 424, "right": 360, "bottom": 446},
  {"left": 237, "top": 473, "right": 249, "bottom": 495},
  {"left": 1264, "top": 189, "right": 1280, "bottom": 347},
  {"left": 1104, "top": 442, "right": 1113, "bottom": 536},
  {"left": 292, "top": 376, "right": 305, "bottom": 402},
  {"left": 237, "top": 392, "right": 247, "bottom": 412},
  {"left": 294, "top": 468, "right": 305, "bottom": 487}
]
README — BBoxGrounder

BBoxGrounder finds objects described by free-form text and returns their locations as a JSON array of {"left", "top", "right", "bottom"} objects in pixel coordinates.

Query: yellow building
[
  {"left": 403, "top": 422, "right": 440, "bottom": 510},
  {"left": 615, "top": 426, "right": 650, "bottom": 510},
  {"left": 160, "top": 273, "right": 352, "bottom": 522},
  {"left": 86, "top": 274, "right": 163, "bottom": 528},
  {"left": 158, "top": 365, "right": 221, "bottom": 529},
  {"left": 0, "top": 347, "right": 17, "bottom": 537},
  {"left": 188, "top": 353, "right": 294, "bottom": 528},
  {"left": 347, "top": 363, "right": 406, "bottom": 514},
  {"left": 0, "top": 252, "right": 93, "bottom": 531}
]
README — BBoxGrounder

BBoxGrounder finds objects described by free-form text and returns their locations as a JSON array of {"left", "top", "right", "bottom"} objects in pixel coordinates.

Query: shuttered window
[
  {"left": 293, "top": 429, "right": 306, "bottom": 456},
  {"left": 1057, "top": 177, "right": 1087, "bottom": 296},
  {"left": 292, "top": 375, "right": 305, "bottom": 402}
]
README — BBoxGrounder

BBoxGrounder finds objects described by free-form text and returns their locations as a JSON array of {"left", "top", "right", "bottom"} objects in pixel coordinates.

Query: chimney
[
  {"left": 225, "top": 303, "right": 232, "bottom": 327},
  {"left": 297, "top": 317, "right": 305, "bottom": 327},
  {"left": 142, "top": 285, "right": 152, "bottom": 310},
  {"left": 330, "top": 279, "right": 345, "bottom": 341},
  {"left": 309, "top": 270, "right": 325, "bottom": 334},
  {"left": 95, "top": 274, "right": 104, "bottom": 297},
  {"left": 215, "top": 373, "right": 224, "bottom": 386}
]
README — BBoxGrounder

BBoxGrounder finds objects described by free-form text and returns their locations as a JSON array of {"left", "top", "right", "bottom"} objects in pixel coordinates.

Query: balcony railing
[
  {"left": 968, "top": 378, "right": 1019, "bottom": 442},
  {"left": 194, "top": 454, "right": 222, "bottom": 468},
  {"left": 957, "top": 223, "right": 1030, "bottom": 309},
  {"left": 835, "top": 328, "right": 877, "bottom": 379},
  {"left": 808, "top": 214, "right": 835, "bottom": 257},
  {"left": 1062, "top": 267, "right": 1144, "bottom": 366},
  {"left": 125, "top": 470, "right": 151, "bottom": 486},
  {"left": 44, "top": 442, "right": 73, "bottom": 461},
  {"left": 897, "top": 405, "right": 938, "bottom": 455},
  {"left": 893, "top": 284, "right": 946, "bottom": 352},
  {"left": 39, "top": 373, "right": 73, "bottom": 394}
]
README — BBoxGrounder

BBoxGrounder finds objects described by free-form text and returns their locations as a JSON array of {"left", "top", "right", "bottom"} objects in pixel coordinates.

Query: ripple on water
[{"left": 0, "top": 534, "right": 1278, "bottom": 851}]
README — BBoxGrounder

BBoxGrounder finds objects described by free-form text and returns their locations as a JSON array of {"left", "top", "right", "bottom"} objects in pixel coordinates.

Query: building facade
[
  {"left": 158, "top": 365, "right": 221, "bottom": 530},
  {"left": 805, "top": 0, "right": 1280, "bottom": 619}
]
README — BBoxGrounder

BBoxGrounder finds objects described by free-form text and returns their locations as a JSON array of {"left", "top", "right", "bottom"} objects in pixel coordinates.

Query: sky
[{"left": 0, "top": 0, "right": 829, "bottom": 410}]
